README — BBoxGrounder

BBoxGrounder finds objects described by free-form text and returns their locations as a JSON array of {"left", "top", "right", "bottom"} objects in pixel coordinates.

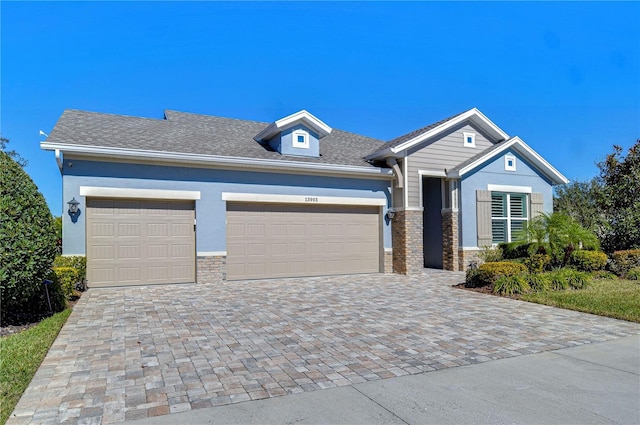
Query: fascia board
[
  {"left": 41, "top": 142, "right": 393, "bottom": 179},
  {"left": 390, "top": 108, "right": 509, "bottom": 155},
  {"left": 254, "top": 110, "right": 333, "bottom": 142},
  {"left": 275, "top": 110, "right": 333, "bottom": 137}
]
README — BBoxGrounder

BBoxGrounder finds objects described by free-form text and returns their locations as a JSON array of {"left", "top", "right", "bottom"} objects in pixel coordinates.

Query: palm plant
[{"left": 514, "top": 212, "right": 599, "bottom": 267}]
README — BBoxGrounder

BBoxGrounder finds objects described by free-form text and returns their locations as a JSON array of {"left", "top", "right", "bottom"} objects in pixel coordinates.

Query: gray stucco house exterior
[{"left": 42, "top": 108, "right": 567, "bottom": 287}]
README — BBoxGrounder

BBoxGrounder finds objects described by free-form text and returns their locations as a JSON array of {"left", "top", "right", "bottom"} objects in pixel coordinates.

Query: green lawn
[
  {"left": 521, "top": 278, "right": 640, "bottom": 323},
  {"left": 0, "top": 309, "right": 71, "bottom": 425}
]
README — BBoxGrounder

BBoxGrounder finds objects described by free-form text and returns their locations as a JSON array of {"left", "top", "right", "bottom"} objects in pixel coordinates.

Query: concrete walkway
[
  {"left": 125, "top": 335, "right": 640, "bottom": 425},
  {"left": 7, "top": 270, "right": 640, "bottom": 424}
]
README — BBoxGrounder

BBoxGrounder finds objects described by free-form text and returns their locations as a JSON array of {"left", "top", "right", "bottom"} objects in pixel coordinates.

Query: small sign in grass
[
  {"left": 521, "top": 279, "right": 640, "bottom": 323},
  {"left": 0, "top": 309, "right": 72, "bottom": 425}
]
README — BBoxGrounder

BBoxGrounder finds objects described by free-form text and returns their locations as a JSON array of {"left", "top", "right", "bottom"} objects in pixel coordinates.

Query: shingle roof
[
  {"left": 47, "top": 109, "right": 387, "bottom": 168},
  {"left": 367, "top": 110, "right": 466, "bottom": 157}
]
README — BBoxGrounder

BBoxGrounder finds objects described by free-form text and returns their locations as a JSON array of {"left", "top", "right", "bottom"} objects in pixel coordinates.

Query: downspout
[
  {"left": 55, "top": 149, "right": 63, "bottom": 174},
  {"left": 386, "top": 157, "right": 403, "bottom": 189}
]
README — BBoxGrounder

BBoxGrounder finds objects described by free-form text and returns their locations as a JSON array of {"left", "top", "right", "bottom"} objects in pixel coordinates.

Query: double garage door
[
  {"left": 226, "top": 203, "right": 381, "bottom": 280},
  {"left": 86, "top": 199, "right": 381, "bottom": 286},
  {"left": 86, "top": 199, "right": 196, "bottom": 287}
]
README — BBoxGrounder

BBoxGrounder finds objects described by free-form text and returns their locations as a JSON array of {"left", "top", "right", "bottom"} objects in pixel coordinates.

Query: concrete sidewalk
[{"left": 125, "top": 334, "right": 640, "bottom": 425}]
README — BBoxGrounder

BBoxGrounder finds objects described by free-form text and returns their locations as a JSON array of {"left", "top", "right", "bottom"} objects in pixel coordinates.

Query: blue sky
[{"left": 2, "top": 1, "right": 639, "bottom": 216}]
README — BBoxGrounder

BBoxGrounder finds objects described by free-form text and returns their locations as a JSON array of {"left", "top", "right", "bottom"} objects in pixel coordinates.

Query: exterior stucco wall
[
  {"left": 61, "top": 158, "right": 392, "bottom": 256},
  {"left": 459, "top": 149, "right": 554, "bottom": 249}
]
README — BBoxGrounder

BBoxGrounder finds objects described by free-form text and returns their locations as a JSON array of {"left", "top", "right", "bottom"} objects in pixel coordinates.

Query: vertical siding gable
[{"left": 405, "top": 122, "right": 498, "bottom": 207}]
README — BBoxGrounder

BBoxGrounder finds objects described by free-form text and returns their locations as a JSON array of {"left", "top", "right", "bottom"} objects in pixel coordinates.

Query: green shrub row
[{"left": 491, "top": 269, "right": 592, "bottom": 296}]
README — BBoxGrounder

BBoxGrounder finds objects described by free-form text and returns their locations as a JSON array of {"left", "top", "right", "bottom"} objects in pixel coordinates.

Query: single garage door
[
  {"left": 86, "top": 199, "right": 195, "bottom": 287},
  {"left": 226, "top": 203, "right": 380, "bottom": 280}
]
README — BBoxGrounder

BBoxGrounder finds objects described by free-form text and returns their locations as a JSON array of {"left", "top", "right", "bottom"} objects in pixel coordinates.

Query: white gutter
[
  {"left": 41, "top": 142, "right": 394, "bottom": 179},
  {"left": 55, "top": 149, "right": 63, "bottom": 173},
  {"left": 386, "top": 157, "right": 404, "bottom": 188}
]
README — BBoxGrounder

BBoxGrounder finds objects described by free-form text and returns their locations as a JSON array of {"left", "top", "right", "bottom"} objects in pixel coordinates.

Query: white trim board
[
  {"left": 80, "top": 186, "right": 201, "bottom": 200},
  {"left": 221, "top": 192, "right": 387, "bottom": 206},
  {"left": 487, "top": 184, "right": 532, "bottom": 194},
  {"left": 197, "top": 251, "right": 227, "bottom": 257}
]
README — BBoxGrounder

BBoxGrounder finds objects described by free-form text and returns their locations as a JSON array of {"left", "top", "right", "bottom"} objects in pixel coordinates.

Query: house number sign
[{"left": 304, "top": 197, "right": 319, "bottom": 203}]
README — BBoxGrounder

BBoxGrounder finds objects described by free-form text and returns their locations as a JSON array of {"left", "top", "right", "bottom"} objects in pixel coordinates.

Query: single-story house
[{"left": 42, "top": 107, "right": 568, "bottom": 288}]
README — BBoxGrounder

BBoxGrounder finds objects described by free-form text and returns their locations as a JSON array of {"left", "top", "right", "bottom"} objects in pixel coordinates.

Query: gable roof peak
[
  {"left": 254, "top": 110, "right": 333, "bottom": 142},
  {"left": 365, "top": 107, "right": 509, "bottom": 160}
]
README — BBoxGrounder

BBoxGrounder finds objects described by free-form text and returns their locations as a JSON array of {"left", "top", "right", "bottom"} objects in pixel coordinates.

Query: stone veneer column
[
  {"left": 392, "top": 210, "right": 424, "bottom": 274},
  {"left": 196, "top": 256, "right": 226, "bottom": 283},
  {"left": 442, "top": 209, "right": 459, "bottom": 271}
]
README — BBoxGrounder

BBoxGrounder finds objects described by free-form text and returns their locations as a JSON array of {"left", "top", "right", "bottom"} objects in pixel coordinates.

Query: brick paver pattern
[{"left": 8, "top": 270, "right": 640, "bottom": 424}]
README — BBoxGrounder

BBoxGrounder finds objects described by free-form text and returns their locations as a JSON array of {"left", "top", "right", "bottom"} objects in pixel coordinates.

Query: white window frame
[
  {"left": 505, "top": 155, "right": 517, "bottom": 171},
  {"left": 463, "top": 132, "right": 476, "bottom": 148},
  {"left": 491, "top": 192, "right": 528, "bottom": 244},
  {"left": 292, "top": 129, "right": 309, "bottom": 149}
]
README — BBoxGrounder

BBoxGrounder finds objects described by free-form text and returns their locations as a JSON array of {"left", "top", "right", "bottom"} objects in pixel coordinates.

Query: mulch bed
[{"left": 1, "top": 297, "right": 80, "bottom": 338}]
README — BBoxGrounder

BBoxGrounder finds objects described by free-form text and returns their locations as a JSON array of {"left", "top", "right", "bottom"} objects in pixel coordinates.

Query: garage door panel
[
  {"left": 226, "top": 203, "right": 380, "bottom": 280},
  {"left": 87, "top": 198, "right": 195, "bottom": 287}
]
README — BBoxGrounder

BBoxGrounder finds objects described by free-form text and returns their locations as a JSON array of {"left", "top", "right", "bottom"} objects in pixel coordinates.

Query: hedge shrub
[
  {"left": 525, "top": 273, "right": 551, "bottom": 292},
  {"left": 524, "top": 254, "right": 551, "bottom": 273},
  {"left": 465, "top": 261, "right": 528, "bottom": 288},
  {"left": 610, "top": 249, "right": 640, "bottom": 277},
  {"left": 570, "top": 250, "right": 608, "bottom": 272},
  {"left": 1, "top": 152, "right": 60, "bottom": 323},
  {"left": 53, "top": 256, "right": 86, "bottom": 290},
  {"left": 52, "top": 267, "right": 78, "bottom": 299}
]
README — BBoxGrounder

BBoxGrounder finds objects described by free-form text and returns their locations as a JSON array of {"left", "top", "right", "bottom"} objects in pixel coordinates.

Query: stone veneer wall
[
  {"left": 459, "top": 249, "right": 482, "bottom": 271},
  {"left": 196, "top": 256, "right": 226, "bottom": 283},
  {"left": 384, "top": 250, "right": 393, "bottom": 273},
  {"left": 391, "top": 210, "right": 424, "bottom": 274},
  {"left": 442, "top": 209, "right": 459, "bottom": 271}
]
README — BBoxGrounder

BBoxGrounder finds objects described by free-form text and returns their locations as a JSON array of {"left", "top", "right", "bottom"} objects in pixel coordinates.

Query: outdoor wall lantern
[
  {"left": 67, "top": 197, "right": 81, "bottom": 223},
  {"left": 386, "top": 208, "right": 396, "bottom": 220}
]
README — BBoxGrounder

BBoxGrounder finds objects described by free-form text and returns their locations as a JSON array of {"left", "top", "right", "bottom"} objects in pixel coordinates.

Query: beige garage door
[
  {"left": 226, "top": 203, "right": 380, "bottom": 280},
  {"left": 86, "top": 199, "right": 195, "bottom": 287}
]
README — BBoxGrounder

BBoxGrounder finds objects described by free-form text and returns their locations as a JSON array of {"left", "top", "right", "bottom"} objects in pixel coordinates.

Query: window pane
[
  {"left": 491, "top": 194, "right": 506, "bottom": 217},
  {"left": 510, "top": 194, "right": 527, "bottom": 218},
  {"left": 492, "top": 220, "right": 507, "bottom": 244},
  {"left": 511, "top": 220, "right": 525, "bottom": 239}
]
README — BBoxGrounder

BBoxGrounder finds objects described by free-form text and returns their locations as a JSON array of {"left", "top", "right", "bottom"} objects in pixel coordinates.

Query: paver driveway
[{"left": 8, "top": 270, "right": 640, "bottom": 424}]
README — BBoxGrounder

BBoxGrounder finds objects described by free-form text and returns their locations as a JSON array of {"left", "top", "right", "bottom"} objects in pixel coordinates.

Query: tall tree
[
  {"left": 597, "top": 140, "right": 640, "bottom": 252},
  {"left": 553, "top": 179, "right": 605, "bottom": 235},
  {"left": 0, "top": 137, "right": 28, "bottom": 167}
]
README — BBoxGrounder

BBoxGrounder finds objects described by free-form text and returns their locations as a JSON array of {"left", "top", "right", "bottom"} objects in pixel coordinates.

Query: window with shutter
[{"left": 490, "top": 192, "right": 529, "bottom": 243}]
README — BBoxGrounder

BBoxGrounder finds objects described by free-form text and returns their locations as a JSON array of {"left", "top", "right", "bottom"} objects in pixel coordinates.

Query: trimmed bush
[
  {"left": 52, "top": 267, "right": 78, "bottom": 299},
  {"left": 570, "top": 250, "right": 608, "bottom": 272},
  {"left": 526, "top": 273, "right": 551, "bottom": 292},
  {"left": 1, "top": 152, "right": 60, "bottom": 324},
  {"left": 627, "top": 267, "right": 640, "bottom": 281},
  {"left": 53, "top": 256, "right": 86, "bottom": 290},
  {"left": 524, "top": 254, "right": 551, "bottom": 273},
  {"left": 465, "top": 261, "right": 528, "bottom": 288},
  {"left": 493, "top": 274, "right": 531, "bottom": 296},
  {"left": 610, "top": 249, "right": 640, "bottom": 277}
]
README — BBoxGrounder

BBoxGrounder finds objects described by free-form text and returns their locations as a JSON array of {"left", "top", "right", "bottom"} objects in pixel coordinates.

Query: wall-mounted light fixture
[
  {"left": 67, "top": 197, "right": 81, "bottom": 223},
  {"left": 386, "top": 208, "right": 396, "bottom": 220}
]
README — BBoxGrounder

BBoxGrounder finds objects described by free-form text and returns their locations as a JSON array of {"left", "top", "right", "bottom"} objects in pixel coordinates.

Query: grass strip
[
  {"left": 0, "top": 309, "right": 72, "bottom": 425},
  {"left": 521, "top": 279, "right": 640, "bottom": 323}
]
